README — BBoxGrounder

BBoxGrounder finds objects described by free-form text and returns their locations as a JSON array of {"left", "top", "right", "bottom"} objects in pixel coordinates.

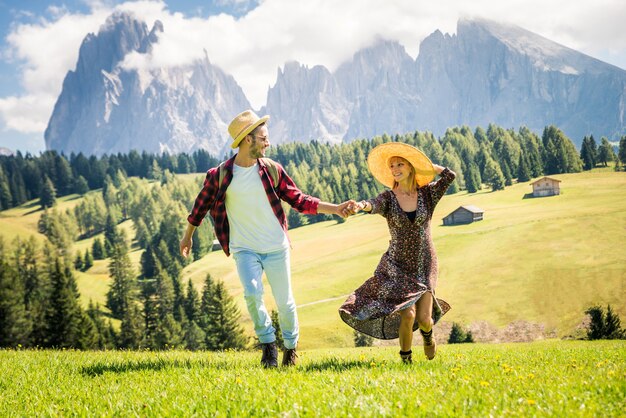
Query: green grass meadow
[
  {"left": 182, "top": 169, "right": 626, "bottom": 348},
  {"left": 1, "top": 341, "right": 624, "bottom": 416},
  {"left": 1, "top": 169, "right": 625, "bottom": 348}
]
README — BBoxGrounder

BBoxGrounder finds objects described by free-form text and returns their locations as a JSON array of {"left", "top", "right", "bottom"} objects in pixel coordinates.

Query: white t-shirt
[{"left": 225, "top": 162, "right": 289, "bottom": 253}]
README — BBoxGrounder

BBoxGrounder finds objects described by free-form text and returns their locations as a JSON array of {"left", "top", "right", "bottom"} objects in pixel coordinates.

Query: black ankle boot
[{"left": 399, "top": 349, "right": 412, "bottom": 364}]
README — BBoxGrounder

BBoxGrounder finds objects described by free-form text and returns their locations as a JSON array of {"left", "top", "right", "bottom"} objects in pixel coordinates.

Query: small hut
[
  {"left": 442, "top": 205, "right": 484, "bottom": 226},
  {"left": 530, "top": 177, "right": 561, "bottom": 197}
]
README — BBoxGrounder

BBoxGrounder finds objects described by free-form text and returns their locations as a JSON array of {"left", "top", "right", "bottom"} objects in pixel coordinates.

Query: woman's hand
[{"left": 432, "top": 164, "right": 445, "bottom": 174}]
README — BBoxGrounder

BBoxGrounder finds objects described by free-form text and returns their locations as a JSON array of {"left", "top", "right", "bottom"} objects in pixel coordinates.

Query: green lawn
[{"left": 1, "top": 341, "right": 624, "bottom": 416}]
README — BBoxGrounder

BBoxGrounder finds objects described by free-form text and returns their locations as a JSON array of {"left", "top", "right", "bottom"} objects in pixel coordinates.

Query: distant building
[
  {"left": 530, "top": 177, "right": 561, "bottom": 197},
  {"left": 442, "top": 205, "right": 484, "bottom": 226}
]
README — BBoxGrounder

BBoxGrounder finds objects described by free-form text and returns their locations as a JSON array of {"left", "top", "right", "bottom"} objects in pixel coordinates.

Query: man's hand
[
  {"left": 337, "top": 200, "right": 357, "bottom": 217},
  {"left": 180, "top": 236, "right": 193, "bottom": 258},
  {"left": 180, "top": 223, "right": 197, "bottom": 258}
]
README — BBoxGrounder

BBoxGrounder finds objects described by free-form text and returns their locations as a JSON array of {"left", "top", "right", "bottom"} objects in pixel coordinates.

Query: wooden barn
[
  {"left": 442, "top": 205, "right": 484, "bottom": 226},
  {"left": 530, "top": 177, "right": 561, "bottom": 197}
]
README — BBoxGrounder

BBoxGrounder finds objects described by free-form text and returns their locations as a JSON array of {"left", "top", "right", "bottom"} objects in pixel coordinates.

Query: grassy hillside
[
  {"left": 1, "top": 168, "right": 625, "bottom": 349},
  {"left": 1, "top": 341, "right": 624, "bottom": 416},
  {"left": 183, "top": 169, "right": 626, "bottom": 348}
]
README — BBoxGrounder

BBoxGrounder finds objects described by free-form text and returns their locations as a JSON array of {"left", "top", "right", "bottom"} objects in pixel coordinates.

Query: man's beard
[{"left": 249, "top": 140, "right": 264, "bottom": 158}]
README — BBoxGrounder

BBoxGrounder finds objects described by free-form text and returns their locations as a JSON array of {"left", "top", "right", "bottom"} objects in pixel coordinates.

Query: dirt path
[{"left": 298, "top": 294, "right": 350, "bottom": 308}]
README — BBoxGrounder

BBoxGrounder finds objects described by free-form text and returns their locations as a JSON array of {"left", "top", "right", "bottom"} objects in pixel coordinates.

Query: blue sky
[{"left": 1, "top": 0, "right": 624, "bottom": 155}]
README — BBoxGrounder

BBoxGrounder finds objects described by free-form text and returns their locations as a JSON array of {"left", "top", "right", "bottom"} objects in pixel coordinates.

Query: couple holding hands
[{"left": 180, "top": 110, "right": 455, "bottom": 367}]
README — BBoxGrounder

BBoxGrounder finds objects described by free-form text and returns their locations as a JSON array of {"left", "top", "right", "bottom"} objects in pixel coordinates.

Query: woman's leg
[
  {"left": 415, "top": 291, "right": 434, "bottom": 332},
  {"left": 398, "top": 304, "right": 416, "bottom": 352},
  {"left": 416, "top": 292, "right": 436, "bottom": 360}
]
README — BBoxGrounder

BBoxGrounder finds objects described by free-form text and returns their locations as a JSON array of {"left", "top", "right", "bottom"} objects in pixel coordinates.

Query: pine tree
[
  {"left": 0, "top": 239, "right": 32, "bottom": 347},
  {"left": 580, "top": 136, "right": 597, "bottom": 170},
  {"left": 597, "top": 137, "right": 616, "bottom": 167},
  {"left": 92, "top": 237, "right": 106, "bottom": 260},
  {"left": 22, "top": 238, "right": 48, "bottom": 346},
  {"left": 0, "top": 166, "right": 13, "bottom": 210},
  {"left": 83, "top": 249, "right": 93, "bottom": 271},
  {"left": 155, "top": 313, "right": 184, "bottom": 349},
  {"left": 74, "top": 175, "right": 90, "bottom": 195},
  {"left": 183, "top": 318, "right": 206, "bottom": 351},
  {"left": 86, "top": 301, "right": 116, "bottom": 349},
  {"left": 483, "top": 157, "right": 506, "bottom": 191},
  {"left": 618, "top": 136, "right": 626, "bottom": 171},
  {"left": 184, "top": 279, "right": 201, "bottom": 322},
  {"left": 74, "top": 251, "right": 84, "bottom": 271},
  {"left": 463, "top": 162, "right": 479, "bottom": 193},
  {"left": 119, "top": 304, "right": 144, "bottom": 349},
  {"left": 75, "top": 309, "right": 99, "bottom": 349},
  {"left": 585, "top": 305, "right": 605, "bottom": 340},
  {"left": 448, "top": 322, "right": 467, "bottom": 344},
  {"left": 200, "top": 274, "right": 247, "bottom": 350},
  {"left": 517, "top": 154, "right": 531, "bottom": 183},
  {"left": 604, "top": 305, "right": 623, "bottom": 339},
  {"left": 40, "top": 175, "right": 56, "bottom": 209},
  {"left": 106, "top": 235, "right": 135, "bottom": 320},
  {"left": 103, "top": 213, "right": 119, "bottom": 256},
  {"left": 44, "top": 260, "right": 84, "bottom": 348}
]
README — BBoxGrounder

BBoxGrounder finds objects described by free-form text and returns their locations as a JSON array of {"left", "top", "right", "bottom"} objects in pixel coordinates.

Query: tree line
[
  {"left": 1, "top": 125, "right": 624, "bottom": 214},
  {"left": 0, "top": 149, "right": 219, "bottom": 211},
  {"left": 0, "top": 234, "right": 247, "bottom": 350}
]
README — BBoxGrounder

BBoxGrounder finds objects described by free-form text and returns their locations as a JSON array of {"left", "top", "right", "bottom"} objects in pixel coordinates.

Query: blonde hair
[{"left": 389, "top": 156, "right": 419, "bottom": 190}]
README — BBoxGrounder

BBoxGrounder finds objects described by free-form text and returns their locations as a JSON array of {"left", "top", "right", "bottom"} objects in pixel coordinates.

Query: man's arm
[
  {"left": 181, "top": 167, "right": 220, "bottom": 258},
  {"left": 317, "top": 200, "right": 357, "bottom": 218},
  {"left": 180, "top": 223, "right": 197, "bottom": 258}
]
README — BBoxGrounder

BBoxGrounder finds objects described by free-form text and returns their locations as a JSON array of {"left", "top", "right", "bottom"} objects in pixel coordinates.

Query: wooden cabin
[
  {"left": 530, "top": 177, "right": 561, "bottom": 197},
  {"left": 442, "top": 205, "right": 484, "bottom": 225}
]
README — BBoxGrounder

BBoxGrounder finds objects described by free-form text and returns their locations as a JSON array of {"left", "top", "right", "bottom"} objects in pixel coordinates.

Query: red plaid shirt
[{"left": 187, "top": 155, "right": 320, "bottom": 256}]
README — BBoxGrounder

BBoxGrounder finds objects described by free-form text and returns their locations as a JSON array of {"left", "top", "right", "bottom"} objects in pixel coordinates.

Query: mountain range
[{"left": 45, "top": 12, "right": 626, "bottom": 157}]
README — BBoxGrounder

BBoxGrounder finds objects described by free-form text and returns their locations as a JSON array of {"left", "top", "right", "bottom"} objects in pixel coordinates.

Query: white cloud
[
  {"left": 1, "top": 0, "right": 625, "bottom": 147},
  {"left": 0, "top": 94, "right": 56, "bottom": 133}
]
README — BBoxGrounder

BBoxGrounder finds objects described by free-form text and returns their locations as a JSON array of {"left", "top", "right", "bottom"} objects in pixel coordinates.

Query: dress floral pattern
[{"left": 339, "top": 168, "right": 456, "bottom": 339}]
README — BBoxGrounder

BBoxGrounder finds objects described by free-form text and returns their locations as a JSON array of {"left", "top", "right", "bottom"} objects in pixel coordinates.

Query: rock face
[
  {"left": 45, "top": 14, "right": 626, "bottom": 155},
  {"left": 45, "top": 12, "right": 250, "bottom": 156}
]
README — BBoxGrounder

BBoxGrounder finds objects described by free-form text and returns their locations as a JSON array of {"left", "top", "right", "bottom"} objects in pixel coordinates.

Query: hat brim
[
  {"left": 367, "top": 142, "right": 435, "bottom": 188},
  {"left": 231, "top": 115, "right": 270, "bottom": 149}
]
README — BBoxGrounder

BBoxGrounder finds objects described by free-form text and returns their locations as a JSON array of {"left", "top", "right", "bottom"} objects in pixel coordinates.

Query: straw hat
[
  {"left": 367, "top": 142, "right": 435, "bottom": 187},
  {"left": 228, "top": 110, "right": 270, "bottom": 149}
]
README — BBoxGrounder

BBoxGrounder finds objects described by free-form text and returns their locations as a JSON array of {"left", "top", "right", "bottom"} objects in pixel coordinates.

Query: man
[{"left": 180, "top": 110, "right": 353, "bottom": 368}]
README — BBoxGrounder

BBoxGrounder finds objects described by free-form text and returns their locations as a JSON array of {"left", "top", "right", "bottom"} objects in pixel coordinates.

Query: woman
[{"left": 339, "top": 142, "right": 455, "bottom": 363}]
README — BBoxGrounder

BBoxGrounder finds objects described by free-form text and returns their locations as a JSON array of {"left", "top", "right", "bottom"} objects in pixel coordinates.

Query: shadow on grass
[
  {"left": 80, "top": 357, "right": 233, "bottom": 377},
  {"left": 302, "top": 358, "right": 372, "bottom": 372}
]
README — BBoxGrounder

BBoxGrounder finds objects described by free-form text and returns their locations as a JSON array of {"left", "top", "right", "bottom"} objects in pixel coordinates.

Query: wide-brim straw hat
[
  {"left": 367, "top": 142, "right": 435, "bottom": 188},
  {"left": 228, "top": 110, "right": 270, "bottom": 149}
]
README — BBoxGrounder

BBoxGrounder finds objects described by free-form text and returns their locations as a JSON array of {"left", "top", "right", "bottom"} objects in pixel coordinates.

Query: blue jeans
[{"left": 232, "top": 248, "right": 298, "bottom": 349}]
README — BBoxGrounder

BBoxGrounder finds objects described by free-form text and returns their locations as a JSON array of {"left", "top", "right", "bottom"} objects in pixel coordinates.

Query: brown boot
[
  {"left": 420, "top": 328, "right": 436, "bottom": 360},
  {"left": 260, "top": 342, "right": 278, "bottom": 368},
  {"left": 282, "top": 348, "right": 298, "bottom": 367},
  {"left": 399, "top": 350, "right": 412, "bottom": 364}
]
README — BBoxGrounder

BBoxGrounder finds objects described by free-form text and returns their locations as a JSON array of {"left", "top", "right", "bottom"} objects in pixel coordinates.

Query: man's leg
[
  {"left": 232, "top": 250, "right": 276, "bottom": 344},
  {"left": 262, "top": 249, "right": 298, "bottom": 350}
]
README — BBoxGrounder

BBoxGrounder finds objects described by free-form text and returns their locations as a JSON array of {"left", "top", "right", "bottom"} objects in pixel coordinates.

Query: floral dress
[{"left": 339, "top": 168, "right": 456, "bottom": 339}]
